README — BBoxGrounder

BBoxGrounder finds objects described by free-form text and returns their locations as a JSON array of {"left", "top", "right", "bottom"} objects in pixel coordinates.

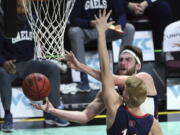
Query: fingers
[
  {"left": 109, "top": 21, "right": 115, "bottom": 26},
  {"left": 31, "top": 103, "right": 42, "bottom": 110},
  {"left": 70, "top": 51, "right": 75, "bottom": 58},
  {"left": 60, "top": 50, "right": 72, "bottom": 61},
  {"left": 102, "top": 8, "right": 106, "bottom": 17},
  {"left": 94, "top": 14, "right": 98, "bottom": 20},
  {"left": 45, "top": 99, "right": 50, "bottom": 112},
  {"left": 31, "top": 98, "right": 50, "bottom": 112},
  {"left": 65, "top": 50, "right": 71, "bottom": 55},
  {"left": 45, "top": 97, "right": 49, "bottom": 102},
  {"left": 98, "top": 9, "right": 112, "bottom": 18},
  {"left": 8, "top": 61, "right": 16, "bottom": 70},
  {"left": 95, "top": 9, "right": 112, "bottom": 22},
  {"left": 106, "top": 10, "right": 112, "bottom": 20},
  {"left": 4, "top": 60, "right": 16, "bottom": 74},
  {"left": 99, "top": 9, "right": 102, "bottom": 18},
  {"left": 12, "top": 59, "right": 16, "bottom": 63},
  {"left": 65, "top": 50, "right": 74, "bottom": 58},
  {"left": 67, "top": 61, "right": 72, "bottom": 67}
]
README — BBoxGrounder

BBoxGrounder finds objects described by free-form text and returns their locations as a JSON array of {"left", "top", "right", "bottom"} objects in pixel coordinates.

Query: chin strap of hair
[{"left": 121, "top": 49, "right": 141, "bottom": 67}]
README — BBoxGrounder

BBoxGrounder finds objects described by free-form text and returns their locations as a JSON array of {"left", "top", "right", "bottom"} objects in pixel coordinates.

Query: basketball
[{"left": 22, "top": 73, "right": 51, "bottom": 101}]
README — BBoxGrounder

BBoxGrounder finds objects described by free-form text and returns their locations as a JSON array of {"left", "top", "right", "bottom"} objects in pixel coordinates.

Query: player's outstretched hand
[
  {"left": 32, "top": 97, "right": 54, "bottom": 113},
  {"left": 94, "top": 9, "right": 114, "bottom": 33},
  {"left": 61, "top": 50, "right": 81, "bottom": 70}
]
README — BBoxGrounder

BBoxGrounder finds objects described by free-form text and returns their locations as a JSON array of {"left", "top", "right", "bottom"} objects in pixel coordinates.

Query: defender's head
[
  {"left": 118, "top": 45, "right": 143, "bottom": 75},
  {"left": 123, "top": 76, "right": 147, "bottom": 107}
]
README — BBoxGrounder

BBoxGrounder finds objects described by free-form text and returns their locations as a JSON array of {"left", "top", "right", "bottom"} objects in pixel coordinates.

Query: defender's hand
[{"left": 94, "top": 9, "right": 114, "bottom": 33}]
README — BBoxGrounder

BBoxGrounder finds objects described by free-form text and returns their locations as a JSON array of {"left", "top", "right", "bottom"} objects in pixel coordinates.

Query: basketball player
[
  {"left": 95, "top": 10, "right": 162, "bottom": 134},
  {"left": 33, "top": 10, "right": 163, "bottom": 134},
  {"left": 0, "top": 0, "right": 69, "bottom": 132},
  {"left": 64, "top": 38, "right": 158, "bottom": 118}
]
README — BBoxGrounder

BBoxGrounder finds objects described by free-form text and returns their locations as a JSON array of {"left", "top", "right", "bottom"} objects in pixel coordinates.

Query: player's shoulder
[
  {"left": 150, "top": 118, "right": 163, "bottom": 135},
  {"left": 135, "top": 72, "right": 153, "bottom": 79}
]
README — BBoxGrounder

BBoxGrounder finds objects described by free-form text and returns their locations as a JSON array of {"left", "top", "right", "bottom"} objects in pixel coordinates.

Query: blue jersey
[
  {"left": 107, "top": 105, "right": 154, "bottom": 135},
  {"left": 0, "top": 15, "right": 34, "bottom": 66}
]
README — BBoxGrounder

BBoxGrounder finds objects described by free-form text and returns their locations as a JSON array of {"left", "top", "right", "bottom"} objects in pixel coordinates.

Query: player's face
[{"left": 118, "top": 53, "right": 138, "bottom": 75}]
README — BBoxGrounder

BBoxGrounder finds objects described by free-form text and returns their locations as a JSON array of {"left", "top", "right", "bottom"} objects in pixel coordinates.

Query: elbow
[
  {"left": 75, "top": 113, "right": 92, "bottom": 124},
  {"left": 79, "top": 113, "right": 95, "bottom": 124},
  {"left": 78, "top": 117, "right": 90, "bottom": 124},
  {"left": 79, "top": 120, "right": 88, "bottom": 124}
]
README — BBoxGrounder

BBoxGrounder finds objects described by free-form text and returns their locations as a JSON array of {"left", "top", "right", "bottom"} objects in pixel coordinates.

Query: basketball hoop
[{"left": 22, "top": 0, "right": 75, "bottom": 59}]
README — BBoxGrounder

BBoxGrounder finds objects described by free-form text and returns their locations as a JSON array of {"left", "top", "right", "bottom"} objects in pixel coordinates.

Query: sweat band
[{"left": 121, "top": 49, "right": 141, "bottom": 65}]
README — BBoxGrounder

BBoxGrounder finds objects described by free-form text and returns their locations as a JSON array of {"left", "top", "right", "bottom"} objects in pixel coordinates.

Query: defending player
[{"left": 95, "top": 9, "right": 163, "bottom": 134}]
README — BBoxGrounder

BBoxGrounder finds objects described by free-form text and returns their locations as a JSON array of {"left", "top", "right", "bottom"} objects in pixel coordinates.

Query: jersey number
[{"left": 122, "top": 129, "right": 127, "bottom": 135}]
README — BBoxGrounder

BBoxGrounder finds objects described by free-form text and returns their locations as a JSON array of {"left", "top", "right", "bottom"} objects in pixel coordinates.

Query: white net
[{"left": 22, "top": 0, "right": 75, "bottom": 59}]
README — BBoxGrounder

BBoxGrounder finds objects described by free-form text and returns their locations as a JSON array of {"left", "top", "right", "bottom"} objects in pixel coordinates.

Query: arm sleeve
[{"left": 69, "top": 0, "right": 91, "bottom": 28}]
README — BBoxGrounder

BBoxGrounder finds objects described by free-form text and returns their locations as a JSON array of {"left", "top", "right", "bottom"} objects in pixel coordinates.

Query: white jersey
[
  {"left": 163, "top": 21, "right": 180, "bottom": 52},
  {"left": 140, "top": 96, "right": 158, "bottom": 118}
]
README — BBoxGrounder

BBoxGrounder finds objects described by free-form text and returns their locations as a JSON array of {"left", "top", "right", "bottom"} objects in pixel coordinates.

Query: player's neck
[{"left": 126, "top": 106, "right": 146, "bottom": 117}]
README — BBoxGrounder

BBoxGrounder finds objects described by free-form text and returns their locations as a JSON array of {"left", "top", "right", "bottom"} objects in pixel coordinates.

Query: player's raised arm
[
  {"left": 95, "top": 10, "right": 122, "bottom": 128},
  {"left": 63, "top": 50, "right": 127, "bottom": 85},
  {"left": 62, "top": 50, "right": 102, "bottom": 81}
]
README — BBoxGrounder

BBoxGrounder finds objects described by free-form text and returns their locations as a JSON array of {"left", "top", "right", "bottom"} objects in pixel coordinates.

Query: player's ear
[{"left": 136, "top": 64, "right": 141, "bottom": 72}]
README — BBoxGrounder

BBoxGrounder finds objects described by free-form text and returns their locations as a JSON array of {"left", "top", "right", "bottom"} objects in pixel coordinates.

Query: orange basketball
[{"left": 22, "top": 73, "right": 51, "bottom": 101}]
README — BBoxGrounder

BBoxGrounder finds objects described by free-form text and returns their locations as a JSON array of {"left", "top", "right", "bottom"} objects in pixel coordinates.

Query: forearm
[
  {"left": 77, "top": 62, "right": 102, "bottom": 81},
  {"left": 98, "top": 31, "right": 110, "bottom": 76},
  {"left": 98, "top": 30, "right": 114, "bottom": 102},
  {"left": 98, "top": 29, "right": 119, "bottom": 115},
  {"left": 49, "top": 109, "right": 90, "bottom": 124}
]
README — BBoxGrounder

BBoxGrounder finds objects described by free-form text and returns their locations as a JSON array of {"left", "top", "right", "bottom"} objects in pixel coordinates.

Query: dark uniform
[{"left": 107, "top": 105, "right": 154, "bottom": 135}]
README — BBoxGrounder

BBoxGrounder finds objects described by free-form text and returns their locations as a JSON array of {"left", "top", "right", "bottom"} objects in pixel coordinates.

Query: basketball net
[{"left": 22, "top": 0, "right": 75, "bottom": 59}]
